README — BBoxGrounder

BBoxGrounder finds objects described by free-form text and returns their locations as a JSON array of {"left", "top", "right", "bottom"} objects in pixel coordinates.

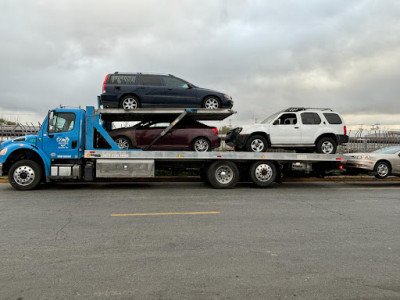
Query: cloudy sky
[{"left": 1, "top": 0, "right": 400, "bottom": 129}]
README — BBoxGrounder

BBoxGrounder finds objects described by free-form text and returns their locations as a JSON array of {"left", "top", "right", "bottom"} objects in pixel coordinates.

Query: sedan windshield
[
  {"left": 372, "top": 146, "right": 400, "bottom": 154},
  {"left": 261, "top": 113, "right": 280, "bottom": 124}
]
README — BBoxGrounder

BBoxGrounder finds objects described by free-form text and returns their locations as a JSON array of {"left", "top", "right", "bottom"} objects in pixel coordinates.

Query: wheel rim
[
  {"left": 13, "top": 166, "right": 35, "bottom": 186},
  {"left": 194, "top": 139, "right": 209, "bottom": 152},
  {"left": 321, "top": 141, "right": 334, "bottom": 154},
  {"left": 254, "top": 164, "right": 273, "bottom": 182},
  {"left": 122, "top": 97, "right": 138, "bottom": 109},
  {"left": 204, "top": 98, "right": 219, "bottom": 109},
  {"left": 115, "top": 138, "right": 130, "bottom": 149},
  {"left": 376, "top": 163, "right": 389, "bottom": 177},
  {"left": 215, "top": 165, "right": 234, "bottom": 184},
  {"left": 251, "top": 139, "right": 265, "bottom": 152}
]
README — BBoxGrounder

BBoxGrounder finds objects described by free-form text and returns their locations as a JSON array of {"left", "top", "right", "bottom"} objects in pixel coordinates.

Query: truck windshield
[
  {"left": 48, "top": 112, "right": 76, "bottom": 133},
  {"left": 261, "top": 113, "right": 279, "bottom": 124}
]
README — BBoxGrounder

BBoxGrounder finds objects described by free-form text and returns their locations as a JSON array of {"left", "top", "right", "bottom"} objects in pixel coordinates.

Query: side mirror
[
  {"left": 47, "top": 110, "right": 55, "bottom": 136},
  {"left": 273, "top": 119, "right": 280, "bottom": 125}
]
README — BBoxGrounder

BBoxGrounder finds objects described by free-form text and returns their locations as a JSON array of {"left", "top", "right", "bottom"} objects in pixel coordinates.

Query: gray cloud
[{"left": 0, "top": 0, "right": 400, "bottom": 127}]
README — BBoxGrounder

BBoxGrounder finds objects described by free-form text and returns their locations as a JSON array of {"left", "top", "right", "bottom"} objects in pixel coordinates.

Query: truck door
[{"left": 41, "top": 111, "right": 81, "bottom": 159}]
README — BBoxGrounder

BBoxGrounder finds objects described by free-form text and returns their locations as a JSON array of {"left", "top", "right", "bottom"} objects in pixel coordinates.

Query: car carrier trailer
[{"left": 0, "top": 105, "right": 344, "bottom": 190}]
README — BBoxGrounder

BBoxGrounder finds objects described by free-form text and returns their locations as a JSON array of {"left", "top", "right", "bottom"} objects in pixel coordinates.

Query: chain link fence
[{"left": 0, "top": 123, "right": 41, "bottom": 144}]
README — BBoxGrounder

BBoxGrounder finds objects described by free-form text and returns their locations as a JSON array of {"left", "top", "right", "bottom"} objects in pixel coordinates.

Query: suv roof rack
[{"left": 284, "top": 107, "right": 333, "bottom": 112}]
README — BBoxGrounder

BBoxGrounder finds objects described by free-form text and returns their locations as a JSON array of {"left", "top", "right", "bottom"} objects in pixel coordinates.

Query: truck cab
[{"left": 0, "top": 108, "right": 86, "bottom": 190}]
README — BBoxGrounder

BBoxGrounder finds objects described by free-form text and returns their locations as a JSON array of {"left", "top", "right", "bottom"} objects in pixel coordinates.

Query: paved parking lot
[{"left": 0, "top": 181, "right": 399, "bottom": 299}]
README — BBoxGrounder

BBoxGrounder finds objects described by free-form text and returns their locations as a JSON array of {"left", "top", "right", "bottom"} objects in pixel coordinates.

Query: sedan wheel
[
  {"left": 374, "top": 161, "right": 391, "bottom": 179},
  {"left": 121, "top": 96, "right": 140, "bottom": 110},
  {"left": 203, "top": 97, "right": 220, "bottom": 109},
  {"left": 114, "top": 136, "right": 132, "bottom": 149},
  {"left": 193, "top": 138, "right": 211, "bottom": 152}
]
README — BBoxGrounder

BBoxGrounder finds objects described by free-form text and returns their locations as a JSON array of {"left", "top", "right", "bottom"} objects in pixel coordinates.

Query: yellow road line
[{"left": 111, "top": 211, "right": 220, "bottom": 217}]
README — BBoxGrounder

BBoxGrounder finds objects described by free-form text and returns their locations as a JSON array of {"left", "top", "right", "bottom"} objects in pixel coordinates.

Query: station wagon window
[
  {"left": 109, "top": 75, "right": 137, "bottom": 85},
  {"left": 140, "top": 75, "right": 162, "bottom": 86},
  {"left": 163, "top": 76, "right": 189, "bottom": 88},
  {"left": 275, "top": 113, "right": 297, "bottom": 125},
  {"left": 301, "top": 112, "right": 321, "bottom": 125},
  {"left": 323, "top": 113, "right": 342, "bottom": 124},
  {"left": 48, "top": 112, "right": 75, "bottom": 133}
]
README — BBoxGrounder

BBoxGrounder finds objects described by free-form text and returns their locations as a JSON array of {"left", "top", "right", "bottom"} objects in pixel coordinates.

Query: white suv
[{"left": 225, "top": 107, "right": 348, "bottom": 154}]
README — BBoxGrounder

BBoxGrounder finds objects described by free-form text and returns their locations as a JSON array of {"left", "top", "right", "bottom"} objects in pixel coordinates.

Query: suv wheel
[
  {"left": 120, "top": 96, "right": 140, "bottom": 110},
  {"left": 203, "top": 97, "right": 220, "bottom": 109},
  {"left": 316, "top": 137, "right": 337, "bottom": 154},
  {"left": 246, "top": 135, "right": 268, "bottom": 152}
]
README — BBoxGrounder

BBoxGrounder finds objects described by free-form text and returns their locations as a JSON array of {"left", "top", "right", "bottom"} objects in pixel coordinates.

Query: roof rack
[{"left": 284, "top": 107, "right": 333, "bottom": 112}]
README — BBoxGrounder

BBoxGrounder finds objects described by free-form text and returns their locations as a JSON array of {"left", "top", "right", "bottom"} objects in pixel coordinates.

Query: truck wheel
[
  {"left": 206, "top": 161, "right": 239, "bottom": 189},
  {"left": 316, "top": 137, "right": 337, "bottom": 154},
  {"left": 120, "top": 95, "right": 140, "bottom": 110},
  {"left": 249, "top": 161, "right": 276, "bottom": 187},
  {"left": 114, "top": 136, "right": 132, "bottom": 149},
  {"left": 374, "top": 161, "right": 391, "bottom": 179},
  {"left": 246, "top": 135, "right": 268, "bottom": 152},
  {"left": 8, "top": 160, "right": 42, "bottom": 190}
]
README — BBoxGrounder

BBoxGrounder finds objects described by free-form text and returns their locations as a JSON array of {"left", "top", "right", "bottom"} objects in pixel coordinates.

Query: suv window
[
  {"left": 48, "top": 112, "right": 75, "bottom": 133},
  {"left": 275, "top": 113, "right": 297, "bottom": 125},
  {"left": 323, "top": 113, "right": 342, "bottom": 124},
  {"left": 301, "top": 112, "right": 321, "bottom": 125},
  {"left": 140, "top": 75, "right": 162, "bottom": 86},
  {"left": 163, "top": 76, "right": 189, "bottom": 88},
  {"left": 109, "top": 75, "right": 137, "bottom": 85}
]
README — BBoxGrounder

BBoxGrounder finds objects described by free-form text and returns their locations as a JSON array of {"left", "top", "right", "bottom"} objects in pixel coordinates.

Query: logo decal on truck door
[{"left": 56, "top": 137, "right": 70, "bottom": 148}]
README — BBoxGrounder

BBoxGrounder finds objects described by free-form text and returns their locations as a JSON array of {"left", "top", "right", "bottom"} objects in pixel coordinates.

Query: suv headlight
[{"left": 235, "top": 127, "right": 243, "bottom": 134}]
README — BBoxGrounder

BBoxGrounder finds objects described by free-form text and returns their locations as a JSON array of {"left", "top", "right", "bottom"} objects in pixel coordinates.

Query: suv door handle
[{"left": 294, "top": 127, "right": 299, "bottom": 129}]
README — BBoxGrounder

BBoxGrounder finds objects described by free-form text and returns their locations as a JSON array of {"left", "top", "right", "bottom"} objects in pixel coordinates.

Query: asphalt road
[{"left": 0, "top": 181, "right": 399, "bottom": 299}]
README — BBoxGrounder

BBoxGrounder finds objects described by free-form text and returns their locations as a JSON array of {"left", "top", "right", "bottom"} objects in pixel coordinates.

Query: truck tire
[
  {"left": 246, "top": 135, "right": 268, "bottom": 152},
  {"left": 316, "top": 137, "right": 337, "bottom": 154},
  {"left": 206, "top": 161, "right": 239, "bottom": 189},
  {"left": 249, "top": 161, "right": 276, "bottom": 187},
  {"left": 8, "top": 160, "right": 42, "bottom": 191}
]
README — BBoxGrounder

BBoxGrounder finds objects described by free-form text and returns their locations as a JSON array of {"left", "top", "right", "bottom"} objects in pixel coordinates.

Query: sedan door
[{"left": 391, "top": 151, "right": 400, "bottom": 174}]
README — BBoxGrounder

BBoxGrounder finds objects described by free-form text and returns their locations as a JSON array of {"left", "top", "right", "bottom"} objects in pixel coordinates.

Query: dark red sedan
[{"left": 107, "top": 120, "right": 220, "bottom": 151}]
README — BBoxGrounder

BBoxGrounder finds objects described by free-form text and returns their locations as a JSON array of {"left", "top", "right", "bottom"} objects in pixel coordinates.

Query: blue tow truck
[{"left": 0, "top": 106, "right": 344, "bottom": 190}]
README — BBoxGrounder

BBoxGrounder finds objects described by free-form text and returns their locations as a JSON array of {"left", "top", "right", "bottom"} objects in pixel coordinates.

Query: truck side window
[{"left": 48, "top": 113, "right": 76, "bottom": 133}]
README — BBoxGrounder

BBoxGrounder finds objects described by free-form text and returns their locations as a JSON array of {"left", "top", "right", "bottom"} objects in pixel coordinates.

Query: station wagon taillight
[
  {"left": 212, "top": 127, "right": 218, "bottom": 135},
  {"left": 102, "top": 74, "right": 110, "bottom": 93},
  {"left": 344, "top": 126, "right": 347, "bottom": 135}
]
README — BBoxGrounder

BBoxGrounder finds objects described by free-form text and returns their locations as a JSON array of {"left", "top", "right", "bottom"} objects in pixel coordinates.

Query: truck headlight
[{"left": 0, "top": 148, "right": 7, "bottom": 156}]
